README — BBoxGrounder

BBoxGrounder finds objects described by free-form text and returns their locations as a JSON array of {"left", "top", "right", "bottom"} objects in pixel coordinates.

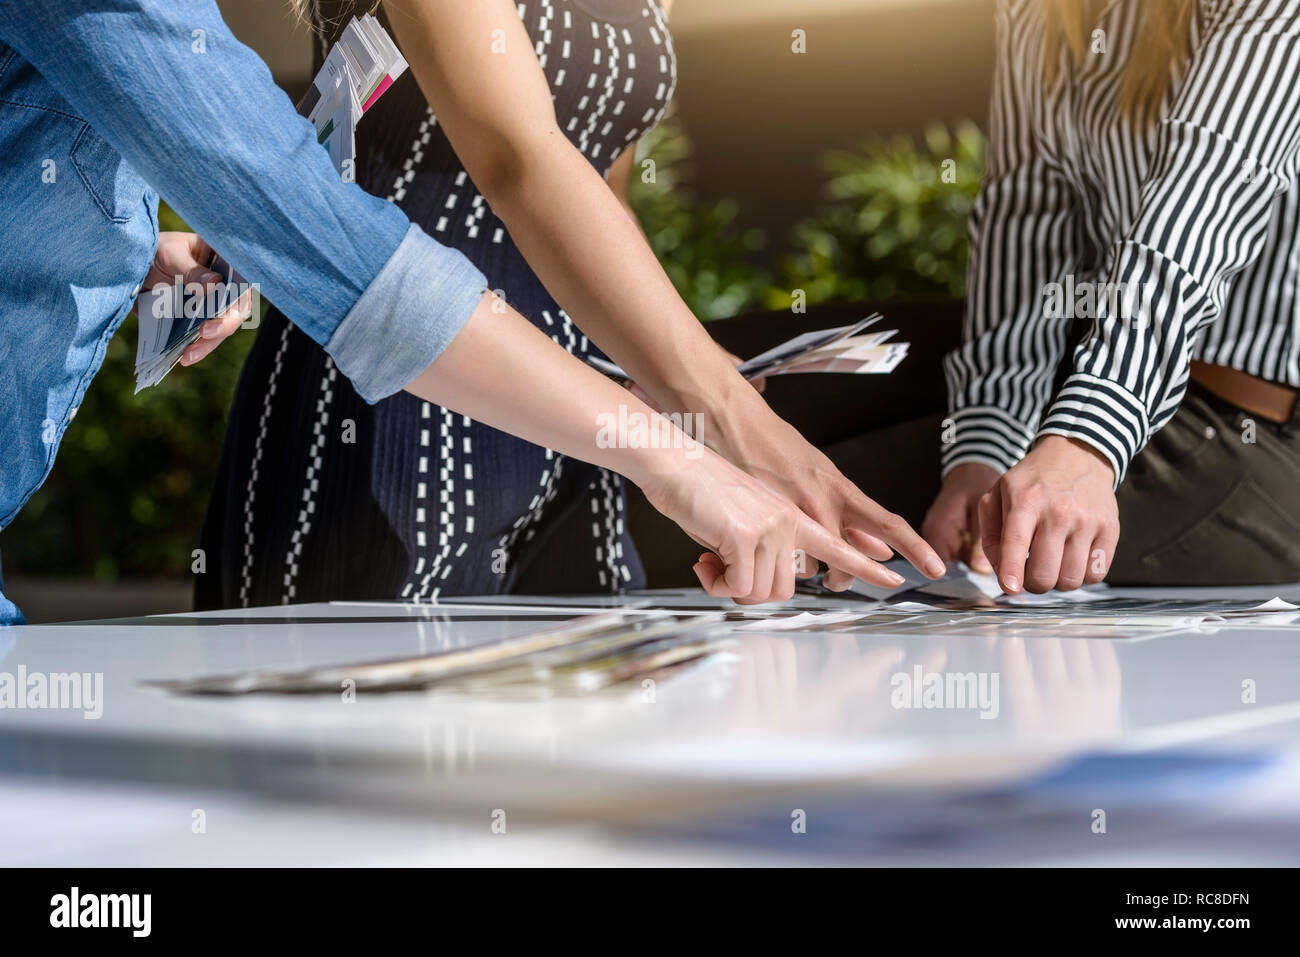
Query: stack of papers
[
  {"left": 133, "top": 14, "right": 408, "bottom": 393},
  {"left": 587, "top": 315, "right": 910, "bottom": 382},
  {"left": 782, "top": 561, "right": 1300, "bottom": 638},
  {"left": 780, "top": 567, "right": 1300, "bottom": 639},
  {"left": 148, "top": 611, "right": 731, "bottom": 698},
  {"left": 736, "top": 597, "right": 1300, "bottom": 641}
]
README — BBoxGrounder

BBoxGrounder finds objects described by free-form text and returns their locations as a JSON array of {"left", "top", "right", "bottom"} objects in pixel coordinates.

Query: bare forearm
[
  {"left": 404, "top": 292, "right": 688, "bottom": 489},
  {"left": 381, "top": 0, "right": 741, "bottom": 418},
  {"left": 481, "top": 135, "right": 745, "bottom": 414}
]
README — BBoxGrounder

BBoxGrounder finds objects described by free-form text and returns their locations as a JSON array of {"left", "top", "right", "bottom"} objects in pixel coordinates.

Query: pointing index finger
[
  {"left": 849, "top": 500, "right": 945, "bottom": 579},
  {"left": 796, "top": 515, "right": 905, "bottom": 589},
  {"left": 994, "top": 484, "right": 1035, "bottom": 594}
]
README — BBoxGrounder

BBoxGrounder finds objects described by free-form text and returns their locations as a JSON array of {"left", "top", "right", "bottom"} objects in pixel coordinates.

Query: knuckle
[
  {"left": 1003, "top": 528, "right": 1031, "bottom": 547},
  {"left": 1013, "top": 485, "right": 1043, "bottom": 510},
  {"left": 827, "top": 474, "right": 852, "bottom": 499},
  {"left": 1047, "top": 498, "right": 1073, "bottom": 524}
]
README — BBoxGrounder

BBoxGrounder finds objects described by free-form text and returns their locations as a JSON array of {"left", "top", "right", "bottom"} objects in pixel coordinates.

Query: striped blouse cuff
[
  {"left": 1039, "top": 373, "right": 1151, "bottom": 489},
  {"left": 940, "top": 406, "right": 1038, "bottom": 477}
]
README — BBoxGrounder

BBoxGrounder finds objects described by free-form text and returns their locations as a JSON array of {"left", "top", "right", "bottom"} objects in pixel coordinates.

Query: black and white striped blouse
[{"left": 943, "top": 0, "right": 1300, "bottom": 484}]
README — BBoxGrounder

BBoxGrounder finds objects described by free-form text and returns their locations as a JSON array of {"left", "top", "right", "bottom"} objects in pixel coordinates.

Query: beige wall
[
  {"left": 669, "top": 0, "right": 996, "bottom": 247},
  {"left": 219, "top": 0, "right": 998, "bottom": 246},
  {"left": 217, "top": 0, "right": 313, "bottom": 94},
  {"left": 670, "top": 0, "right": 976, "bottom": 33}
]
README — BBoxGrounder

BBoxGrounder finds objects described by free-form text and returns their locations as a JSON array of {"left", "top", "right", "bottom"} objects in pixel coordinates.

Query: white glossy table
[{"left": 2, "top": 586, "right": 1299, "bottom": 866}]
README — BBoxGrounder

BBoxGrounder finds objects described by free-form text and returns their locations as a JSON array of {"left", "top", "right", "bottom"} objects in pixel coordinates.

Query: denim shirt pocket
[
  {"left": 69, "top": 122, "right": 150, "bottom": 224},
  {"left": 0, "top": 40, "right": 148, "bottom": 224}
]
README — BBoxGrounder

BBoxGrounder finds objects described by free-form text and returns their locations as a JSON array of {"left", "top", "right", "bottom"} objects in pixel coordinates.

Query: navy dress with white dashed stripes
[{"left": 196, "top": 0, "right": 675, "bottom": 607}]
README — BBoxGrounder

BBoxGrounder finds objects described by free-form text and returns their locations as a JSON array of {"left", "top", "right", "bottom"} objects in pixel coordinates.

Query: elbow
[{"left": 461, "top": 123, "right": 569, "bottom": 210}]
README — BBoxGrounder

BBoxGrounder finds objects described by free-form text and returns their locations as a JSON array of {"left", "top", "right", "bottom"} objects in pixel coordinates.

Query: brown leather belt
[{"left": 1190, "top": 359, "right": 1298, "bottom": 424}]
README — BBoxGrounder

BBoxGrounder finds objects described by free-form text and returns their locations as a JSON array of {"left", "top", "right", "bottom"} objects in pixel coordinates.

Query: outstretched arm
[{"left": 380, "top": 0, "right": 945, "bottom": 584}]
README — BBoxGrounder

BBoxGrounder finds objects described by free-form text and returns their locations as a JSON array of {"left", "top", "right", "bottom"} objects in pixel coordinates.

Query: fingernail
[
  {"left": 886, "top": 571, "right": 906, "bottom": 587},
  {"left": 200, "top": 320, "right": 222, "bottom": 339},
  {"left": 1003, "top": 576, "right": 1019, "bottom": 593},
  {"left": 926, "top": 558, "right": 946, "bottom": 578}
]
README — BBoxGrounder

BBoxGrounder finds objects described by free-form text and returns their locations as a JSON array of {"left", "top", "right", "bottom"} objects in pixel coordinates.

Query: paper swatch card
[{"left": 586, "top": 314, "right": 911, "bottom": 383}]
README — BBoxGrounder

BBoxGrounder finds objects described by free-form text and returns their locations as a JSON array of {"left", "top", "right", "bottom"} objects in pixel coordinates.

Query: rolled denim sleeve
[
  {"left": 0, "top": 0, "right": 485, "bottom": 401},
  {"left": 329, "top": 223, "right": 486, "bottom": 401}
]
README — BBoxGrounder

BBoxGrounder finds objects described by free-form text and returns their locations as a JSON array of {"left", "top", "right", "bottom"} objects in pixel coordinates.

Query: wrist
[
  {"left": 1030, "top": 434, "right": 1116, "bottom": 485},
  {"left": 704, "top": 383, "right": 777, "bottom": 463},
  {"left": 943, "top": 459, "right": 1002, "bottom": 492},
  {"left": 638, "top": 333, "right": 755, "bottom": 420},
  {"left": 614, "top": 427, "right": 711, "bottom": 494},
  {"left": 946, "top": 460, "right": 1002, "bottom": 479},
  {"left": 629, "top": 340, "right": 798, "bottom": 475}
]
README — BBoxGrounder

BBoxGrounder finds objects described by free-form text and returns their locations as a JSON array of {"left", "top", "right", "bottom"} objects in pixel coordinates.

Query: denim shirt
[{"left": 0, "top": 2, "right": 488, "bottom": 624}]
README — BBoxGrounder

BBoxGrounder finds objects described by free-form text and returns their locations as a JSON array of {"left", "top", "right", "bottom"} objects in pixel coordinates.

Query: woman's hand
[
  {"left": 638, "top": 449, "right": 911, "bottom": 603},
  {"left": 975, "top": 436, "right": 1119, "bottom": 594},
  {"left": 707, "top": 389, "right": 947, "bottom": 589},
  {"left": 921, "top": 461, "right": 1001, "bottom": 574},
  {"left": 923, "top": 441, "right": 1118, "bottom": 593},
  {"left": 134, "top": 232, "right": 252, "bottom": 367}
]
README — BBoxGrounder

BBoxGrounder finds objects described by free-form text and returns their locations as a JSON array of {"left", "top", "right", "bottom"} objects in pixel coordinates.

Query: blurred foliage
[
  {"left": 7, "top": 121, "right": 985, "bottom": 581},
  {"left": 4, "top": 203, "right": 259, "bottom": 581},
  {"left": 768, "top": 122, "right": 985, "bottom": 309},
  {"left": 627, "top": 112, "right": 771, "bottom": 319}
]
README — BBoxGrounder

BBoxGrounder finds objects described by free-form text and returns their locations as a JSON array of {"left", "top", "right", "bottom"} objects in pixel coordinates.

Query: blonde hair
[
  {"left": 287, "top": 2, "right": 381, "bottom": 26},
  {"left": 1042, "top": 0, "right": 1195, "bottom": 123}
]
